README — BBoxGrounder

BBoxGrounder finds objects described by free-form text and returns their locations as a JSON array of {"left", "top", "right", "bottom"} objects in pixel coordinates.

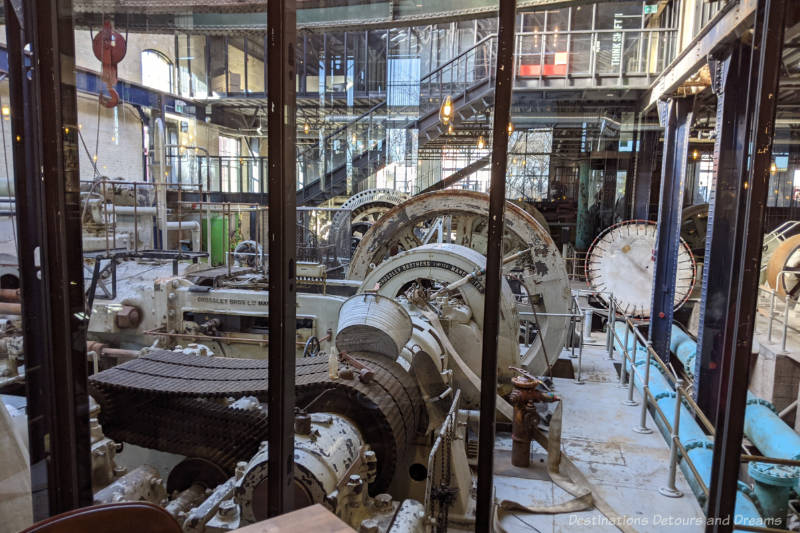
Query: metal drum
[
  {"left": 585, "top": 220, "right": 696, "bottom": 319},
  {"left": 336, "top": 292, "right": 413, "bottom": 359}
]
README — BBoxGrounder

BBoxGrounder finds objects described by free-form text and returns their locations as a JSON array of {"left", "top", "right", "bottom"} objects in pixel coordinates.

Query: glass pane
[{"left": 227, "top": 37, "right": 246, "bottom": 94}]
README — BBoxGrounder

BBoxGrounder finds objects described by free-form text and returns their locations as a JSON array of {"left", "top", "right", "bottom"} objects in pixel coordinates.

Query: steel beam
[
  {"left": 266, "top": 0, "right": 297, "bottom": 517},
  {"left": 474, "top": 0, "right": 515, "bottom": 530},
  {"left": 693, "top": 43, "right": 751, "bottom": 422},
  {"left": 5, "top": 0, "right": 92, "bottom": 518},
  {"left": 707, "top": 0, "right": 787, "bottom": 530},
  {"left": 419, "top": 154, "right": 490, "bottom": 194},
  {"left": 645, "top": 0, "right": 757, "bottom": 109},
  {"left": 648, "top": 97, "right": 693, "bottom": 362}
]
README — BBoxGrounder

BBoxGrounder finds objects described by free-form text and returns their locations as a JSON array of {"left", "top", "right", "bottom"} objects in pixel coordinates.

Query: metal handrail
[
  {"left": 419, "top": 34, "right": 497, "bottom": 86},
  {"left": 611, "top": 294, "right": 800, "bottom": 526},
  {"left": 609, "top": 300, "right": 711, "bottom": 500},
  {"left": 758, "top": 271, "right": 798, "bottom": 351}
]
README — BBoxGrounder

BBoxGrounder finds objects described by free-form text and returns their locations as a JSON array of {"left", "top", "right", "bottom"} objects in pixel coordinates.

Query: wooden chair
[{"left": 20, "top": 502, "right": 182, "bottom": 533}]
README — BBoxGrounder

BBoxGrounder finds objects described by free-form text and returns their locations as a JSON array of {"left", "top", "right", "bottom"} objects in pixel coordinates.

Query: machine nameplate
[
  {"left": 376, "top": 260, "right": 484, "bottom": 293},
  {"left": 195, "top": 296, "right": 269, "bottom": 307}
]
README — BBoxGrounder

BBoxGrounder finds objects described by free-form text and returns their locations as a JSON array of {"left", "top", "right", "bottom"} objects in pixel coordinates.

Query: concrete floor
[{"left": 493, "top": 333, "right": 705, "bottom": 532}]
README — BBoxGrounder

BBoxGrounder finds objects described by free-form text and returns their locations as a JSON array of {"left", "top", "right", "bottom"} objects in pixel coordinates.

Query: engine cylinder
[{"left": 235, "top": 413, "right": 364, "bottom": 523}]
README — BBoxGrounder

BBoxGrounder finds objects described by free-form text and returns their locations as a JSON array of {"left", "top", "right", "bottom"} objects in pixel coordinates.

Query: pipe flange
[
  {"left": 683, "top": 439, "right": 714, "bottom": 452},
  {"left": 654, "top": 391, "right": 676, "bottom": 402},
  {"left": 746, "top": 397, "right": 779, "bottom": 415},
  {"left": 738, "top": 481, "right": 767, "bottom": 518},
  {"left": 748, "top": 461, "right": 800, "bottom": 488}
]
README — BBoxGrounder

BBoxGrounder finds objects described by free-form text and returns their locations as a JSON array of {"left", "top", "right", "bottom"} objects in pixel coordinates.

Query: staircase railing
[
  {"left": 296, "top": 34, "right": 498, "bottom": 202},
  {"left": 296, "top": 100, "right": 389, "bottom": 198},
  {"left": 419, "top": 34, "right": 497, "bottom": 119}
]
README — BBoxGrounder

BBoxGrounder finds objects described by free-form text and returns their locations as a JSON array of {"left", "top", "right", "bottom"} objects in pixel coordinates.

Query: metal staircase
[
  {"left": 296, "top": 35, "right": 497, "bottom": 205},
  {"left": 296, "top": 101, "right": 391, "bottom": 206},
  {"left": 416, "top": 35, "right": 497, "bottom": 145}
]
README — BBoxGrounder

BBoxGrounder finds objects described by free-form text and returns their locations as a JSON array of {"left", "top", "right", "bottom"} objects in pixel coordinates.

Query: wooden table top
[{"left": 230, "top": 504, "right": 355, "bottom": 533}]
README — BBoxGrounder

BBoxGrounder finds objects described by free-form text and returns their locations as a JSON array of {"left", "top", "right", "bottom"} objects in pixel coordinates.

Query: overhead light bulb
[
  {"left": 439, "top": 95, "right": 453, "bottom": 125},
  {"left": 448, "top": 124, "right": 454, "bottom": 134},
  {"left": 1, "top": 106, "right": 9, "bottom": 116},
  {"left": 304, "top": 123, "right": 310, "bottom": 134},
  {"left": 508, "top": 122, "right": 514, "bottom": 134},
  {"left": 477, "top": 135, "right": 486, "bottom": 150},
  {"left": 771, "top": 162, "right": 778, "bottom": 173},
  {"left": 692, "top": 150, "right": 699, "bottom": 160}
]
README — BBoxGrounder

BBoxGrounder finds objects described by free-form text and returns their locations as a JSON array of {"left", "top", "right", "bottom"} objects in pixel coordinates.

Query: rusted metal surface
[
  {"left": 508, "top": 374, "right": 558, "bottom": 467},
  {"left": 0, "top": 288, "right": 20, "bottom": 302},
  {"left": 114, "top": 305, "right": 141, "bottom": 329},
  {"left": 349, "top": 190, "right": 570, "bottom": 376}
]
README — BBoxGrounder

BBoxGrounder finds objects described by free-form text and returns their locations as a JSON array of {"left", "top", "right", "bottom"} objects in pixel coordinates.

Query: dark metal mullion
[
  {"left": 648, "top": 97, "right": 693, "bottom": 362},
  {"left": 224, "top": 36, "right": 229, "bottom": 94},
  {"left": 204, "top": 36, "right": 211, "bottom": 97},
  {"left": 174, "top": 33, "right": 180, "bottom": 95},
  {"left": 474, "top": 0, "right": 516, "bottom": 530},
  {"left": 7, "top": 0, "right": 92, "bottom": 518},
  {"left": 5, "top": 1, "right": 50, "bottom": 519},
  {"left": 266, "top": 0, "right": 297, "bottom": 518},
  {"left": 244, "top": 37, "right": 249, "bottom": 95},
  {"left": 187, "top": 34, "right": 193, "bottom": 98},
  {"left": 706, "top": 0, "right": 787, "bottom": 529}
]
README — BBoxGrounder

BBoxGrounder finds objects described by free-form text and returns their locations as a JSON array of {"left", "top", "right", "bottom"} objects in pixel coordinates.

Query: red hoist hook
[{"left": 92, "top": 20, "right": 127, "bottom": 108}]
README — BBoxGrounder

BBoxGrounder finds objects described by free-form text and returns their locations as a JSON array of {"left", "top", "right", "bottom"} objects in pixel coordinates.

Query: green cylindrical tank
[{"left": 202, "top": 216, "right": 229, "bottom": 266}]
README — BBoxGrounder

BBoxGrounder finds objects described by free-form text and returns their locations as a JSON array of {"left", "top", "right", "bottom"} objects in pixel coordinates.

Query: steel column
[
  {"left": 707, "top": 0, "right": 787, "bottom": 530},
  {"left": 648, "top": 97, "right": 693, "bottom": 362},
  {"left": 694, "top": 43, "right": 751, "bottom": 422},
  {"left": 474, "top": 0, "right": 515, "bottom": 530},
  {"left": 5, "top": 0, "right": 92, "bottom": 518},
  {"left": 632, "top": 127, "right": 659, "bottom": 220},
  {"left": 575, "top": 160, "right": 591, "bottom": 250},
  {"left": 266, "top": 0, "right": 297, "bottom": 517}
]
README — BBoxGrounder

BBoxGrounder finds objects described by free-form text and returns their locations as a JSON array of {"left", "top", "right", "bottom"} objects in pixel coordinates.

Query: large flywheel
[
  {"left": 348, "top": 190, "right": 570, "bottom": 375},
  {"left": 331, "top": 188, "right": 410, "bottom": 254}
]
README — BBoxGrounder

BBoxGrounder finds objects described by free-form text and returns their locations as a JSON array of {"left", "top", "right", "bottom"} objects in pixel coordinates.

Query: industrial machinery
[
  {"left": 585, "top": 220, "right": 697, "bottom": 319},
  {"left": 85, "top": 237, "right": 561, "bottom": 531},
  {"left": 331, "top": 188, "right": 410, "bottom": 254},
  {"left": 56, "top": 188, "right": 573, "bottom": 532},
  {"left": 348, "top": 190, "right": 570, "bottom": 376}
]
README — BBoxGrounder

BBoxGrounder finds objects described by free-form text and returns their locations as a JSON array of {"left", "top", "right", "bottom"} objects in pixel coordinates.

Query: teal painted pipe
[
  {"left": 614, "top": 323, "right": 765, "bottom": 524},
  {"left": 668, "top": 326, "right": 800, "bottom": 479}
]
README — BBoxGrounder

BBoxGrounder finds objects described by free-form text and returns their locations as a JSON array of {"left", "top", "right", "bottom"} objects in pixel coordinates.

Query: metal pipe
[
  {"left": 614, "top": 324, "right": 769, "bottom": 523},
  {"left": 660, "top": 378, "right": 684, "bottom": 498},
  {"left": 619, "top": 316, "right": 630, "bottom": 388},
  {"left": 607, "top": 297, "right": 615, "bottom": 359},
  {"left": 575, "top": 310, "right": 588, "bottom": 385},
  {"left": 633, "top": 341, "right": 653, "bottom": 434},
  {"left": 0, "top": 288, "right": 20, "bottom": 302},
  {"left": 582, "top": 307, "right": 592, "bottom": 340},
  {"left": 768, "top": 289, "right": 776, "bottom": 342},
  {"left": 782, "top": 297, "right": 791, "bottom": 352},
  {"left": 0, "top": 302, "right": 21, "bottom": 315}
]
